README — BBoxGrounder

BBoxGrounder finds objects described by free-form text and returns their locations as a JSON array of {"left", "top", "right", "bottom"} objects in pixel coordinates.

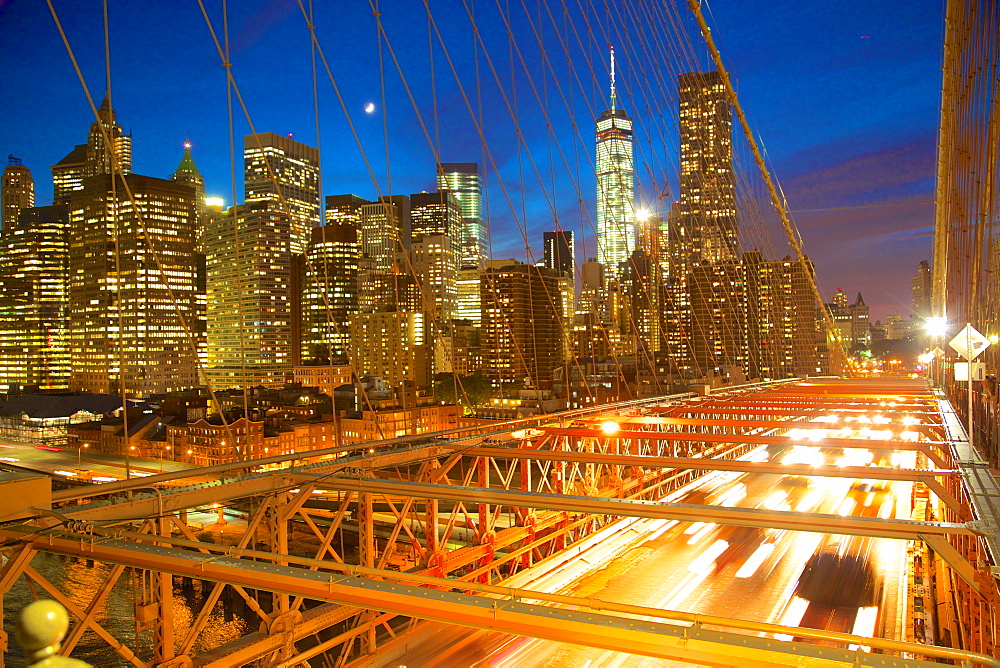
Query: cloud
[{"left": 782, "top": 132, "right": 936, "bottom": 210}]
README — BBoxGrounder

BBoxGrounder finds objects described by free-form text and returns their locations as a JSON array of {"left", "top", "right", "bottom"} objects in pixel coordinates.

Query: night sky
[{"left": 0, "top": 1, "right": 943, "bottom": 322}]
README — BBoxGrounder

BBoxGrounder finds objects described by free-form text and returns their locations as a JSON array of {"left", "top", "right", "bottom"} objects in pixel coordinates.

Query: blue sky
[{"left": 0, "top": 0, "right": 943, "bottom": 320}]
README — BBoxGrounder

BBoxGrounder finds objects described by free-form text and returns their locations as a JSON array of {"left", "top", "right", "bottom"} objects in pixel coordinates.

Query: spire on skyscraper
[
  {"left": 610, "top": 45, "right": 617, "bottom": 113},
  {"left": 173, "top": 137, "right": 202, "bottom": 182},
  {"left": 595, "top": 47, "right": 636, "bottom": 280}
]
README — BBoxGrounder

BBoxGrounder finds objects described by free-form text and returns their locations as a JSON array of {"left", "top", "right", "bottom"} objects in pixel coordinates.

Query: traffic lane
[
  {"left": 0, "top": 440, "right": 193, "bottom": 480},
  {"left": 491, "top": 476, "right": 906, "bottom": 666}
]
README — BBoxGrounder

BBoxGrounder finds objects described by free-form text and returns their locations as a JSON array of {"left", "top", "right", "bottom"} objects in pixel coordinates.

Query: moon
[{"left": 364, "top": 102, "right": 376, "bottom": 114}]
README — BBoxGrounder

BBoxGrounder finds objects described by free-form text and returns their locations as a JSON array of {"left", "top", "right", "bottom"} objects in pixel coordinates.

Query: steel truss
[{"left": 0, "top": 379, "right": 997, "bottom": 666}]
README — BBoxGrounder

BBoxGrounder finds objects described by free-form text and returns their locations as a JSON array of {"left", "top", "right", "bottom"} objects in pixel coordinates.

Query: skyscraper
[
  {"left": 68, "top": 174, "right": 199, "bottom": 397},
  {"left": 410, "top": 191, "right": 461, "bottom": 324},
  {"left": 302, "top": 221, "right": 359, "bottom": 362},
  {"left": 912, "top": 260, "right": 932, "bottom": 320},
  {"left": 678, "top": 71, "right": 737, "bottom": 264},
  {"left": 437, "top": 163, "right": 486, "bottom": 269},
  {"left": 480, "top": 260, "right": 563, "bottom": 386},
  {"left": 2, "top": 156, "right": 34, "bottom": 230},
  {"left": 205, "top": 200, "right": 296, "bottom": 389},
  {"left": 0, "top": 205, "right": 70, "bottom": 391},
  {"left": 357, "top": 196, "right": 411, "bottom": 313},
  {"left": 51, "top": 145, "right": 87, "bottom": 205},
  {"left": 544, "top": 230, "right": 576, "bottom": 360},
  {"left": 244, "top": 132, "right": 320, "bottom": 255},
  {"left": 85, "top": 96, "right": 132, "bottom": 178},
  {"left": 688, "top": 260, "right": 746, "bottom": 376},
  {"left": 543, "top": 230, "right": 574, "bottom": 277},
  {"left": 744, "top": 251, "right": 819, "bottom": 379},
  {"left": 595, "top": 47, "right": 636, "bottom": 276},
  {"left": 624, "top": 213, "right": 667, "bottom": 355}
]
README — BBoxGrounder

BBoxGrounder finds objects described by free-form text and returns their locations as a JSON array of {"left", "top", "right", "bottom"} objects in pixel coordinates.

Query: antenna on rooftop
[{"left": 610, "top": 45, "right": 617, "bottom": 112}]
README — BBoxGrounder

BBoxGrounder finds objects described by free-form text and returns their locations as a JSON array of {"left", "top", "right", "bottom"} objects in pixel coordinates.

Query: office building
[
  {"left": 437, "top": 162, "right": 486, "bottom": 269},
  {"left": 827, "top": 289, "right": 870, "bottom": 351},
  {"left": 912, "top": 260, "right": 932, "bottom": 320},
  {"left": 357, "top": 196, "right": 411, "bottom": 313},
  {"left": 410, "top": 191, "right": 461, "bottom": 323},
  {"left": 480, "top": 260, "right": 563, "bottom": 386},
  {"left": 2, "top": 157, "right": 34, "bottom": 230},
  {"left": 172, "top": 140, "right": 207, "bottom": 246},
  {"left": 205, "top": 200, "right": 296, "bottom": 389},
  {"left": 543, "top": 230, "right": 574, "bottom": 277},
  {"left": 0, "top": 205, "right": 70, "bottom": 390},
  {"left": 595, "top": 48, "right": 636, "bottom": 276},
  {"left": 244, "top": 132, "right": 320, "bottom": 255},
  {"left": 67, "top": 174, "right": 199, "bottom": 397},
  {"left": 688, "top": 260, "right": 746, "bottom": 377},
  {"left": 85, "top": 96, "right": 132, "bottom": 178},
  {"left": 455, "top": 267, "right": 482, "bottom": 326},
  {"left": 678, "top": 71, "right": 737, "bottom": 264},
  {"left": 744, "top": 252, "right": 819, "bottom": 379},
  {"left": 349, "top": 311, "right": 431, "bottom": 389},
  {"left": 51, "top": 145, "right": 87, "bottom": 205},
  {"left": 302, "top": 223, "right": 359, "bottom": 362}
]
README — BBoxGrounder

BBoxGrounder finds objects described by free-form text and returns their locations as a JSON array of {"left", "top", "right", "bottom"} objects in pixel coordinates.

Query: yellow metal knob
[{"left": 15, "top": 600, "right": 91, "bottom": 667}]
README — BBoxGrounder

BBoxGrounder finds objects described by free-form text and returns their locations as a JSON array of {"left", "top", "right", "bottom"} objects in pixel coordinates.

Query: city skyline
[{"left": 0, "top": 2, "right": 940, "bottom": 323}]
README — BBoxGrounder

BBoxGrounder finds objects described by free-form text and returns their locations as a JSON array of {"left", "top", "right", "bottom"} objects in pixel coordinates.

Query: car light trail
[
  {"left": 686, "top": 522, "right": 716, "bottom": 544},
  {"left": 688, "top": 539, "right": 730, "bottom": 574},
  {"left": 775, "top": 595, "right": 809, "bottom": 641},
  {"left": 735, "top": 542, "right": 775, "bottom": 578},
  {"left": 849, "top": 606, "right": 879, "bottom": 651}
]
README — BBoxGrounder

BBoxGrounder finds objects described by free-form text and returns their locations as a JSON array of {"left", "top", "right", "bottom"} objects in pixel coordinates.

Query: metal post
[{"left": 967, "top": 323, "right": 974, "bottom": 452}]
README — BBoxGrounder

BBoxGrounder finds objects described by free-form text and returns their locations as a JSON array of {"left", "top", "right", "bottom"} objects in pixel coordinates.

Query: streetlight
[
  {"left": 600, "top": 420, "right": 621, "bottom": 436},
  {"left": 925, "top": 316, "right": 948, "bottom": 386},
  {"left": 78, "top": 442, "right": 89, "bottom": 466},
  {"left": 925, "top": 316, "right": 949, "bottom": 338}
]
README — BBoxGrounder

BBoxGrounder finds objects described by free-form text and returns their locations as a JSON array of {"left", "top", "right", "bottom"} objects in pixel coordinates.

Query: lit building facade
[
  {"left": 480, "top": 260, "right": 563, "bottom": 386},
  {"left": 688, "top": 260, "right": 746, "bottom": 377},
  {"left": 437, "top": 162, "right": 485, "bottom": 270},
  {"left": 357, "top": 196, "right": 411, "bottom": 313},
  {"left": 410, "top": 191, "right": 461, "bottom": 324},
  {"left": 2, "top": 157, "right": 34, "bottom": 230},
  {"left": 678, "top": 71, "right": 737, "bottom": 264},
  {"left": 744, "top": 251, "right": 819, "bottom": 379},
  {"left": 293, "top": 364, "right": 354, "bottom": 396},
  {"left": 205, "top": 200, "right": 296, "bottom": 389},
  {"left": 67, "top": 174, "right": 199, "bottom": 397},
  {"left": 455, "top": 267, "right": 482, "bottom": 325},
  {"left": 0, "top": 205, "right": 70, "bottom": 390},
  {"left": 595, "top": 52, "right": 636, "bottom": 276},
  {"left": 302, "top": 223, "right": 359, "bottom": 362},
  {"left": 51, "top": 145, "right": 87, "bottom": 205},
  {"left": 85, "top": 96, "right": 132, "bottom": 178},
  {"left": 244, "top": 132, "right": 320, "bottom": 255},
  {"left": 348, "top": 311, "right": 431, "bottom": 389}
]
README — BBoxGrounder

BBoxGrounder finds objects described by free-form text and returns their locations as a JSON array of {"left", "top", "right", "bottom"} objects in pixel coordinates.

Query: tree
[{"left": 433, "top": 371, "right": 497, "bottom": 412}]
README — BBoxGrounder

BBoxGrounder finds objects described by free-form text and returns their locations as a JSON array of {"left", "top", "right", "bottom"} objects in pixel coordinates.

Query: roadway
[
  {"left": 383, "top": 444, "right": 910, "bottom": 666},
  {"left": 0, "top": 438, "right": 193, "bottom": 481}
]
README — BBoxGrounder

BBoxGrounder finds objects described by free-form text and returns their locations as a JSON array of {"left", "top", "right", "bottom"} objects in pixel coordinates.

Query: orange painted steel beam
[
  {"left": 542, "top": 427, "right": 947, "bottom": 452},
  {"left": 300, "top": 476, "right": 975, "bottom": 541},
  {"left": 618, "top": 416, "right": 943, "bottom": 435},
  {"left": 650, "top": 405, "right": 944, "bottom": 419},
  {"left": 7, "top": 530, "right": 988, "bottom": 667},
  {"left": 451, "top": 446, "right": 958, "bottom": 482}
]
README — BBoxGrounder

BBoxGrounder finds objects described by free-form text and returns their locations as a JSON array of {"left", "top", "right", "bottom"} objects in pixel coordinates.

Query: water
[{"left": 3, "top": 552, "right": 251, "bottom": 665}]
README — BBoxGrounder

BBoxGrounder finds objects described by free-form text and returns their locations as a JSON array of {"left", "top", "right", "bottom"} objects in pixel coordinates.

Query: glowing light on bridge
[{"left": 599, "top": 420, "right": 621, "bottom": 435}]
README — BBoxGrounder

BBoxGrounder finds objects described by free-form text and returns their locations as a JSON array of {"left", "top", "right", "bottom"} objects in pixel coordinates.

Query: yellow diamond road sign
[{"left": 949, "top": 324, "right": 991, "bottom": 361}]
